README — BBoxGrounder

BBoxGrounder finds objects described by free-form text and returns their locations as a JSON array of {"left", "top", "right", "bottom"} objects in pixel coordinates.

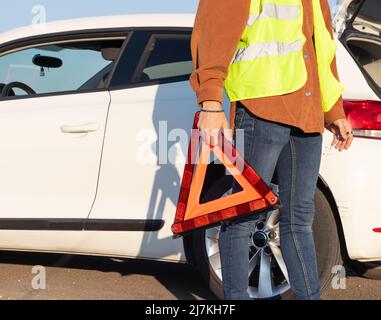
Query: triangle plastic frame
[{"left": 171, "top": 111, "right": 280, "bottom": 238}]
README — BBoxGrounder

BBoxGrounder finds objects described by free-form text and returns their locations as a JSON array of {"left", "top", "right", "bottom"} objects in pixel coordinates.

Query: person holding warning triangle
[{"left": 189, "top": 0, "right": 353, "bottom": 300}]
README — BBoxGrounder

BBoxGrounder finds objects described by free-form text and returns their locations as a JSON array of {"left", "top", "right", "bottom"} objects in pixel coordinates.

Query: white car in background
[{"left": 0, "top": 0, "right": 379, "bottom": 300}]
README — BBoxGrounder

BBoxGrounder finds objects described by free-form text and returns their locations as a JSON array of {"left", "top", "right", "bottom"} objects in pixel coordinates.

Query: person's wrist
[{"left": 201, "top": 100, "right": 222, "bottom": 111}]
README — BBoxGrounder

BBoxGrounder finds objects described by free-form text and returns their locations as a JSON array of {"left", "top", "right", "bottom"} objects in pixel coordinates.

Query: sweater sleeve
[
  {"left": 320, "top": 0, "right": 347, "bottom": 125},
  {"left": 189, "top": 0, "right": 251, "bottom": 107}
]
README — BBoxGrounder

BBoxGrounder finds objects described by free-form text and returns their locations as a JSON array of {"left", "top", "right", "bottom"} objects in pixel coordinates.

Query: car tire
[
  {"left": 313, "top": 187, "right": 343, "bottom": 292},
  {"left": 185, "top": 177, "right": 342, "bottom": 299}
]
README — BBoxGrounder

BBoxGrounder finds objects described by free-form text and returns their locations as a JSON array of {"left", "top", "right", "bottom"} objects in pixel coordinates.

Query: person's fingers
[
  {"left": 331, "top": 131, "right": 338, "bottom": 147},
  {"left": 210, "top": 136, "right": 215, "bottom": 147},
  {"left": 201, "top": 128, "right": 214, "bottom": 146},
  {"left": 197, "top": 129, "right": 209, "bottom": 164},
  {"left": 334, "top": 133, "right": 342, "bottom": 149},
  {"left": 196, "top": 112, "right": 231, "bottom": 147},
  {"left": 328, "top": 125, "right": 339, "bottom": 147},
  {"left": 343, "top": 126, "right": 353, "bottom": 150},
  {"left": 330, "top": 123, "right": 342, "bottom": 150},
  {"left": 337, "top": 136, "right": 346, "bottom": 151},
  {"left": 328, "top": 121, "right": 354, "bottom": 151},
  {"left": 205, "top": 131, "right": 212, "bottom": 147},
  {"left": 343, "top": 135, "right": 353, "bottom": 149},
  {"left": 223, "top": 128, "right": 233, "bottom": 142},
  {"left": 343, "top": 123, "right": 354, "bottom": 150},
  {"left": 339, "top": 139, "right": 346, "bottom": 151},
  {"left": 338, "top": 122, "right": 350, "bottom": 151},
  {"left": 200, "top": 128, "right": 210, "bottom": 145},
  {"left": 222, "top": 120, "right": 233, "bottom": 142},
  {"left": 335, "top": 132, "right": 344, "bottom": 150},
  {"left": 345, "top": 134, "right": 354, "bottom": 150},
  {"left": 209, "top": 128, "right": 219, "bottom": 147}
]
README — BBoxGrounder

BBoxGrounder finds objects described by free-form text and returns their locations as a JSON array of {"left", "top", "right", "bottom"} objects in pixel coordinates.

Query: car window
[
  {"left": 0, "top": 38, "right": 125, "bottom": 98},
  {"left": 131, "top": 34, "right": 192, "bottom": 84}
]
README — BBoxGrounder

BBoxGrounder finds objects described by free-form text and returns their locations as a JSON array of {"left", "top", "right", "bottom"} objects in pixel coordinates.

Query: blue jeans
[{"left": 218, "top": 102, "right": 322, "bottom": 300}]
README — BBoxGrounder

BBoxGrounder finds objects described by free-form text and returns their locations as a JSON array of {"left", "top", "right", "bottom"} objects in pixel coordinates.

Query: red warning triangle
[{"left": 171, "top": 111, "right": 280, "bottom": 238}]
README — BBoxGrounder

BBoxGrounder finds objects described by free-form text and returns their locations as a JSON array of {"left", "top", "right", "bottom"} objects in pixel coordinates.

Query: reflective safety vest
[{"left": 223, "top": 0, "right": 344, "bottom": 112}]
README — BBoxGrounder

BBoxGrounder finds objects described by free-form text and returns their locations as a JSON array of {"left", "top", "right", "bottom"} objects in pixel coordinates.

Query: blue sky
[
  {"left": 0, "top": 1, "right": 339, "bottom": 34},
  {"left": 0, "top": 1, "right": 199, "bottom": 33}
]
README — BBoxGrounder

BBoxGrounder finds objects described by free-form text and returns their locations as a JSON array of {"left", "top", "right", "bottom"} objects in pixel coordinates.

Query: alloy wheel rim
[{"left": 205, "top": 208, "right": 291, "bottom": 299}]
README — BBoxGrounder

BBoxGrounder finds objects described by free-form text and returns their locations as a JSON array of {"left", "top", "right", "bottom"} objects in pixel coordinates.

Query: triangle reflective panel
[{"left": 171, "top": 111, "right": 281, "bottom": 238}]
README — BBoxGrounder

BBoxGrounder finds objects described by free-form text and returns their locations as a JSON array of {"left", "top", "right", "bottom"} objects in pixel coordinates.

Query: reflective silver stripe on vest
[
  {"left": 231, "top": 38, "right": 303, "bottom": 64},
  {"left": 247, "top": 3, "right": 300, "bottom": 26}
]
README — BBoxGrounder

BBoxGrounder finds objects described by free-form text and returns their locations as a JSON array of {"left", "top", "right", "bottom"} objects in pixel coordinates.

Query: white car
[{"left": 0, "top": 0, "right": 379, "bottom": 300}]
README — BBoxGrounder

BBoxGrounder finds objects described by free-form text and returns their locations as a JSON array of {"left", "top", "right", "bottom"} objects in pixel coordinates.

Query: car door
[
  {"left": 88, "top": 29, "right": 215, "bottom": 259},
  {"left": 0, "top": 34, "right": 126, "bottom": 223}
]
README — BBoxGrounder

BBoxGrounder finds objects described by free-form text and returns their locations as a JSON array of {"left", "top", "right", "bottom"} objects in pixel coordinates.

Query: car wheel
[{"left": 186, "top": 177, "right": 342, "bottom": 299}]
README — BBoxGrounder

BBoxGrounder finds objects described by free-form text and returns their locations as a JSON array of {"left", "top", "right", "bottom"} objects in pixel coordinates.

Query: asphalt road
[{"left": 0, "top": 251, "right": 379, "bottom": 300}]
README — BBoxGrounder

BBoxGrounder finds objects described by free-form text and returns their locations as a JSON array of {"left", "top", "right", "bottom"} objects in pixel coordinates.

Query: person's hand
[
  {"left": 197, "top": 101, "right": 232, "bottom": 146},
  {"left": 325, "top": 118, "right": 353, "bottom": 151}
]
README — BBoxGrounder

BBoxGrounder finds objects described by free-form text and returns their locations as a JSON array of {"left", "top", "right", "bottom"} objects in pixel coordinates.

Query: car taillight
[{"left": 344, "top": 100, "right": 381, "bottom": 139}]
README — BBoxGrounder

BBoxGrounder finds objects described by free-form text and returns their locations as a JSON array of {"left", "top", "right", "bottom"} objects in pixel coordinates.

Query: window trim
[
  {"left": 0, "top": 29, "right": 132, "bottom": 101},
  {"left": 0, "top": 28, "right": 133, "bottom": 54},
  {"left": 0, "top": 36, "right": 127, "bottom": 57}
]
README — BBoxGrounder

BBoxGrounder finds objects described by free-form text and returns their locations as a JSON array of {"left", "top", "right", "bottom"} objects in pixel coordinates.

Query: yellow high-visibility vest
[{"left": 224, "top": 0, "right": 344, "bottom": 112}]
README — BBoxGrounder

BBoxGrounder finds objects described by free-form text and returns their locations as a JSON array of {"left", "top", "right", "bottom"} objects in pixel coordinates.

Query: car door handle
[{"left": 60, "top": 122, "right": 100, "bottom": 134}]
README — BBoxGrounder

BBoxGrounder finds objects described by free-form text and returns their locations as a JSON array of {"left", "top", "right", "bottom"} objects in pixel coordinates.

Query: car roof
[{"left": 0, "top": 13, "right": 196, "bottom": 46}]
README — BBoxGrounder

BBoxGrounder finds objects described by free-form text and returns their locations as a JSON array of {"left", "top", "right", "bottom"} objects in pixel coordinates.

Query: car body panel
[
  {"left": 88, "top": 82, "right": 196, "bottom": 259},
  {"left": 0, "top": 91, "right": 110, "bottom": 219},
  {"left": 0, "top": 229, "right": 187, "bottom": 262},
  {"left": 320, "top": 132, "right": 381, "bottom": 261}
]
